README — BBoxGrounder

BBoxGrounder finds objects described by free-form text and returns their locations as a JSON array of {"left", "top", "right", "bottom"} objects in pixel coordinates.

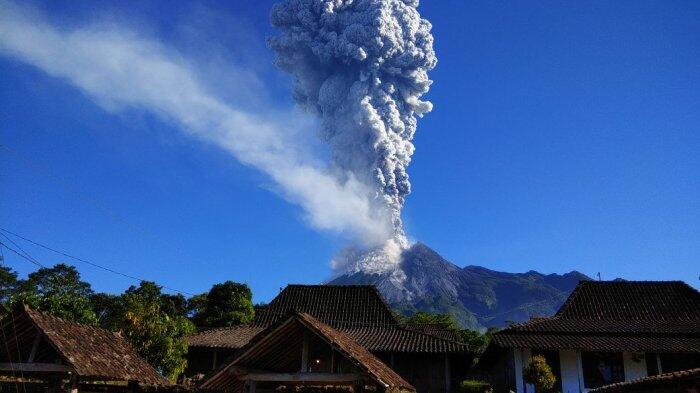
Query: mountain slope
[{"left": 328, "top": 243, "right": 590, "bottom": 330}]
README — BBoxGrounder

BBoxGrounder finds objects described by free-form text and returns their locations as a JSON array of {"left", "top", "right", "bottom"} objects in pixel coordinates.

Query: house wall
[
  {"left": 559, "top": 350, "right": 582, "bottom": 393},
  {"left": 508, "top": 350, "right": 651, "bottom": 393},
  {"left": 622, "top": 351, "right": 647, "bottom": 381}
]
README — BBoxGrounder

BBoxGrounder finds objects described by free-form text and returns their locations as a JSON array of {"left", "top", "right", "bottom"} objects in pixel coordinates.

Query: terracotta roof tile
[
  {"left": 23, "top": 306, "right": 169, "bottom": 385},
  {"left": 253, "top": 285, "right": 398, "bottom": 328},
  {"left": 187, "top": 325, "right": 264, "bottom": 349},
  {"left": 590, "top": 367, "right": 700, "bottom": 392}
]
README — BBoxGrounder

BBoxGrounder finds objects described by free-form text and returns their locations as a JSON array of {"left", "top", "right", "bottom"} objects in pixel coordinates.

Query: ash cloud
[
  {"left": 269, "top": 0, "right": 437, "bottom": 258},
  {"left": 0, "top": 0, "right": 392, "bottom": 244}
]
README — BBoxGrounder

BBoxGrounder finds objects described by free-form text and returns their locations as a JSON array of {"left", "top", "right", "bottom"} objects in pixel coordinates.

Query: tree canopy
[
  {"left": 13, "top": 263, "right": 97, "bottom": 324},
  {"left": 0, "top": 262, "right": 255, "bottom": 382},
  {"left": 115, "top": 281, "right": 195, "bottom": 381},
  {"left": 190, "top": 280, "right": 254, "bottom": 328}
]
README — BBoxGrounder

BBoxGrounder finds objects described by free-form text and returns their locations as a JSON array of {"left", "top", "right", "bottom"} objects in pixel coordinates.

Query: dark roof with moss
[
  {"left": 488, "top": 281, "right": 700, "bottom": 352},
  {"left": 555, "top": 280, "right": 700, "bottom": 320},
  {"left": 253, "top": 285, "right": 398, "bottom": 328}
]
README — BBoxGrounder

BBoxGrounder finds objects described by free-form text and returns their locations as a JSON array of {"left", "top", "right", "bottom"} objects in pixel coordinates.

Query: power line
[
  {"left": 0, "top": 227, "right": 197, "bottom": 297},
  {"left": 0, "top": 240, "right": 44, "bottom": 269},
  {"left": 0, "top": 233, "right": 46, "bottom": 268}
]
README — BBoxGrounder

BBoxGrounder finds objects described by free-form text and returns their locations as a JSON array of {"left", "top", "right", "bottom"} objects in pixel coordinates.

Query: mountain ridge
[{"left": 328, "top": 242, "right": 590, "bottom": 330}]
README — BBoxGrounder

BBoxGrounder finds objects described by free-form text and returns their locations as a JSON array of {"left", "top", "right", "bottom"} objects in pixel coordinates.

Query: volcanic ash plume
[{"left": 270, "top": 0, "right": 436, "bottom": 269}]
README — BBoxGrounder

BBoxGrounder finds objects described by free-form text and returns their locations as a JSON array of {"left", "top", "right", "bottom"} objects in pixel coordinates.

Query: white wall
[
  {"left": 559, "top": 350, "right": 583, "bottom": 393},
  {"left": 622, "top": 351, "right": 648, "bottom": 381},
  {"left": 513, "top": 349, "right": 524, "bottom": 393}
]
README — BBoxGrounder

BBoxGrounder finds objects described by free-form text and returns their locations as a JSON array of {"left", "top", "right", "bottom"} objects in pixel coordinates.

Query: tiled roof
[
  {"left": 23, "top": 306, "right": 169, "bottom": 385},
  {"left": 401, "top": 324, "right": 462, "bottom": 342},
  {"left": 188, "top": 284, "right": 468, "bottom": 354},
  {"left": 186, "top": 324, "right": 468, "bottom": 354},
  {"left": 297, "top": 313, "right": 415, "bottom": 392},
  {"left": 487, "top": 281, "right": 700, "bottom": 353},
  {"left": 556, "top": 281, "right": 700, "bottom": 320},
  {"left": 491, "top": 332, "right": 700, "bottom": 353},
  {"left": 253, "top": 285, "right": 398, "bottom": 328},
  {"left": 590, "top": 367, "right": 700, "bottom": 392},
  {"left": 344, "top": 326, "right": 467, "bottom": 353},
  {"left": 187, "top": 325, "right": 264, "bottom": 349},
  {"left": 202, "top": 312, "right": 415, "bottom": 392}
]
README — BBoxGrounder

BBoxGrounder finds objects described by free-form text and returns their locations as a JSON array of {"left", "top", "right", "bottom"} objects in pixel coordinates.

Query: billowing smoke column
[{"left": 269, "top": 0, "right": 436, "bottom": 269}]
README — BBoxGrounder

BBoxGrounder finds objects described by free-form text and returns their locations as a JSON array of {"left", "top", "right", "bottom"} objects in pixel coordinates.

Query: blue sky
[{"left": 1, "top": 0, "right": 698, "bottom": 302}]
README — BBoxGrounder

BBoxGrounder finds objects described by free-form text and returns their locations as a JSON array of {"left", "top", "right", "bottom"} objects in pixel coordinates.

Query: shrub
[
  {"left": 459, "top": 379, "right": 493, "bottom": 393},
  {"left": 522, "top": 355, "right": 556, "bottom": 392}
]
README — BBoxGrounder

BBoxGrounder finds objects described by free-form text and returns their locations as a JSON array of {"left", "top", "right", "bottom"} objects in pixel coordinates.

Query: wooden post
[
  {"left": 27, "top": 335, "right": 41, "bottom": 363},
  {"left": 127, "top": 381, "right": 139, "bottom": 393},
  {"left": 301, "top": 333, "right": 309, "bottom": 372},
  {"left": 48, "top": 376, "right": 63, "bottom": 393},
  {"left": 353, "top": 380, "right": 364, "bottom": 393},
  {"left": 66, "top": 375, "right": 79, "bottom": 393},
  {"left": 445, "top": 355, "right": 451, "bottom": 393},
  {"left": 212, "top": 349, "right": 218, "bottom": 370},
  {"left": 244, "top": 379, "right": 256, "bottom": 393},
  {"left": 330, "top": 350, "right": 335, "bottom": 373},
  {"left": 389, "top": 354, "right": 395, "bottom": 368}
]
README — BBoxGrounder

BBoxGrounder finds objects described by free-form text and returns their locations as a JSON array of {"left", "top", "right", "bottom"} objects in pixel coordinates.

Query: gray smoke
[{"left": 269, "top": 0, "right": 436, "bottom": 255}]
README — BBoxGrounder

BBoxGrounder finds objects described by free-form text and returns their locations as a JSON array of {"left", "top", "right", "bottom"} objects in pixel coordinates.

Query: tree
[
  {"left": 403, "top": 311, "right": 460, "bottom": 330},
  {"left": 115, "top": 281, "right": 195, "bottom": 381},
  {"left": 90, "top": 292, "right": 124, "bottom": 329},
  {"left": 523, "top": 355, "right": 556, "bottom": 392},
  {"left": 0, "top": 265, "right": 19, "bottom": 306},
  {"left": 190, "top": 281, "right": 254, "bottom": 328},
  {"left": 15, "top": 264, "right": 97, "bottom": 324}
]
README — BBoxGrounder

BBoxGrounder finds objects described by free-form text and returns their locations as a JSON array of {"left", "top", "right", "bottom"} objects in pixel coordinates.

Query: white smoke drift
[
  {"left": 0, "top": 0, "right": 436, "bottom": 274},
  {"left": 0, "top": 1, "right": 393, "bottom": 245},
  {"left": 269, "top": 0, "right": 436, "bottom": 272}
]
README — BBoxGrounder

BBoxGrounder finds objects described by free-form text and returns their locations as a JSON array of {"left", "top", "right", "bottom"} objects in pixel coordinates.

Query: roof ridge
[
  {"left": 396, "top": 324, "right": 468, "bottom": 348},
  {"left": 286, "top": 284, "right": 381, "bottom": 289}
]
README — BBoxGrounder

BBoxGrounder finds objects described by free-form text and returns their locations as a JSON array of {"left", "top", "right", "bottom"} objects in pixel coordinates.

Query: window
[
  {"left": 645, "top": 353, "right": 659, "bottom": 376},
  {"left": 659, "top": 353, "right": 700, "bottom": 373},
  {"left": 581, "top": 352, "right": 625, "bottom": 389}
]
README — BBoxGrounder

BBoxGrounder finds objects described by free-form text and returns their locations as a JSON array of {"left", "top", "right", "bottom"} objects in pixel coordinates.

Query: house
[
  {"left": 590, "top": 367, "right": 700, "bottom": 393},
  {"left": 0, "top": 305, "right": 169, "bottom": 392},
  {"left": 187, "top": 285, "right": 472, "bottom": 393},
  {"left": 201, "top": 311, "right": 415, "bottom": 393},
  {"left": 475, "top": 281, "right": 700, "bottom": 393}
]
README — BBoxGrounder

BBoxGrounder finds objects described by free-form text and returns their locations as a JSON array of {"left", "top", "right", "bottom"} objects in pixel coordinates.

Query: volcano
[{"left": 328, "top": 243, "right": 590, "bottom": 330}]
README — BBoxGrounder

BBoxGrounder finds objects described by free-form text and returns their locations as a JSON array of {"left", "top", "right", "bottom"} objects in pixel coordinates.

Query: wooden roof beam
[
  {"left": 245, "top": 372, "right": 364, "bottom": 383},
  {"left": 0, "top": 362, "right": 73, "bottom": 373}
]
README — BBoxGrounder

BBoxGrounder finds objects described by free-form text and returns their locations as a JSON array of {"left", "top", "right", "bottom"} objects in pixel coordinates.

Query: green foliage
[
  {"left": 401, "top": 310, "right": 495, "bottom": 353},
  {"left": 190, "top": 281, "right": 254, "bottom": 328},
  {"left": 90, "top": 292, "right": 124, "bottom": 328},
  {"left": 14, "top": 264, "right": 97, "bottom": 324},
  {"left": 403, "top": 311, "right": 460, "bottom": 330},
  {"left": 115, "top": 281, "right": 195, "bottom": 382},
  {"left": 459, "top": 380, "right": 493, "bottom": 393},
  {"left": 0, "top": 265, "right": 19, "bottom": 306},
  {"left": 523, "top": 355, "right": 556, "bottom": 392}
]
